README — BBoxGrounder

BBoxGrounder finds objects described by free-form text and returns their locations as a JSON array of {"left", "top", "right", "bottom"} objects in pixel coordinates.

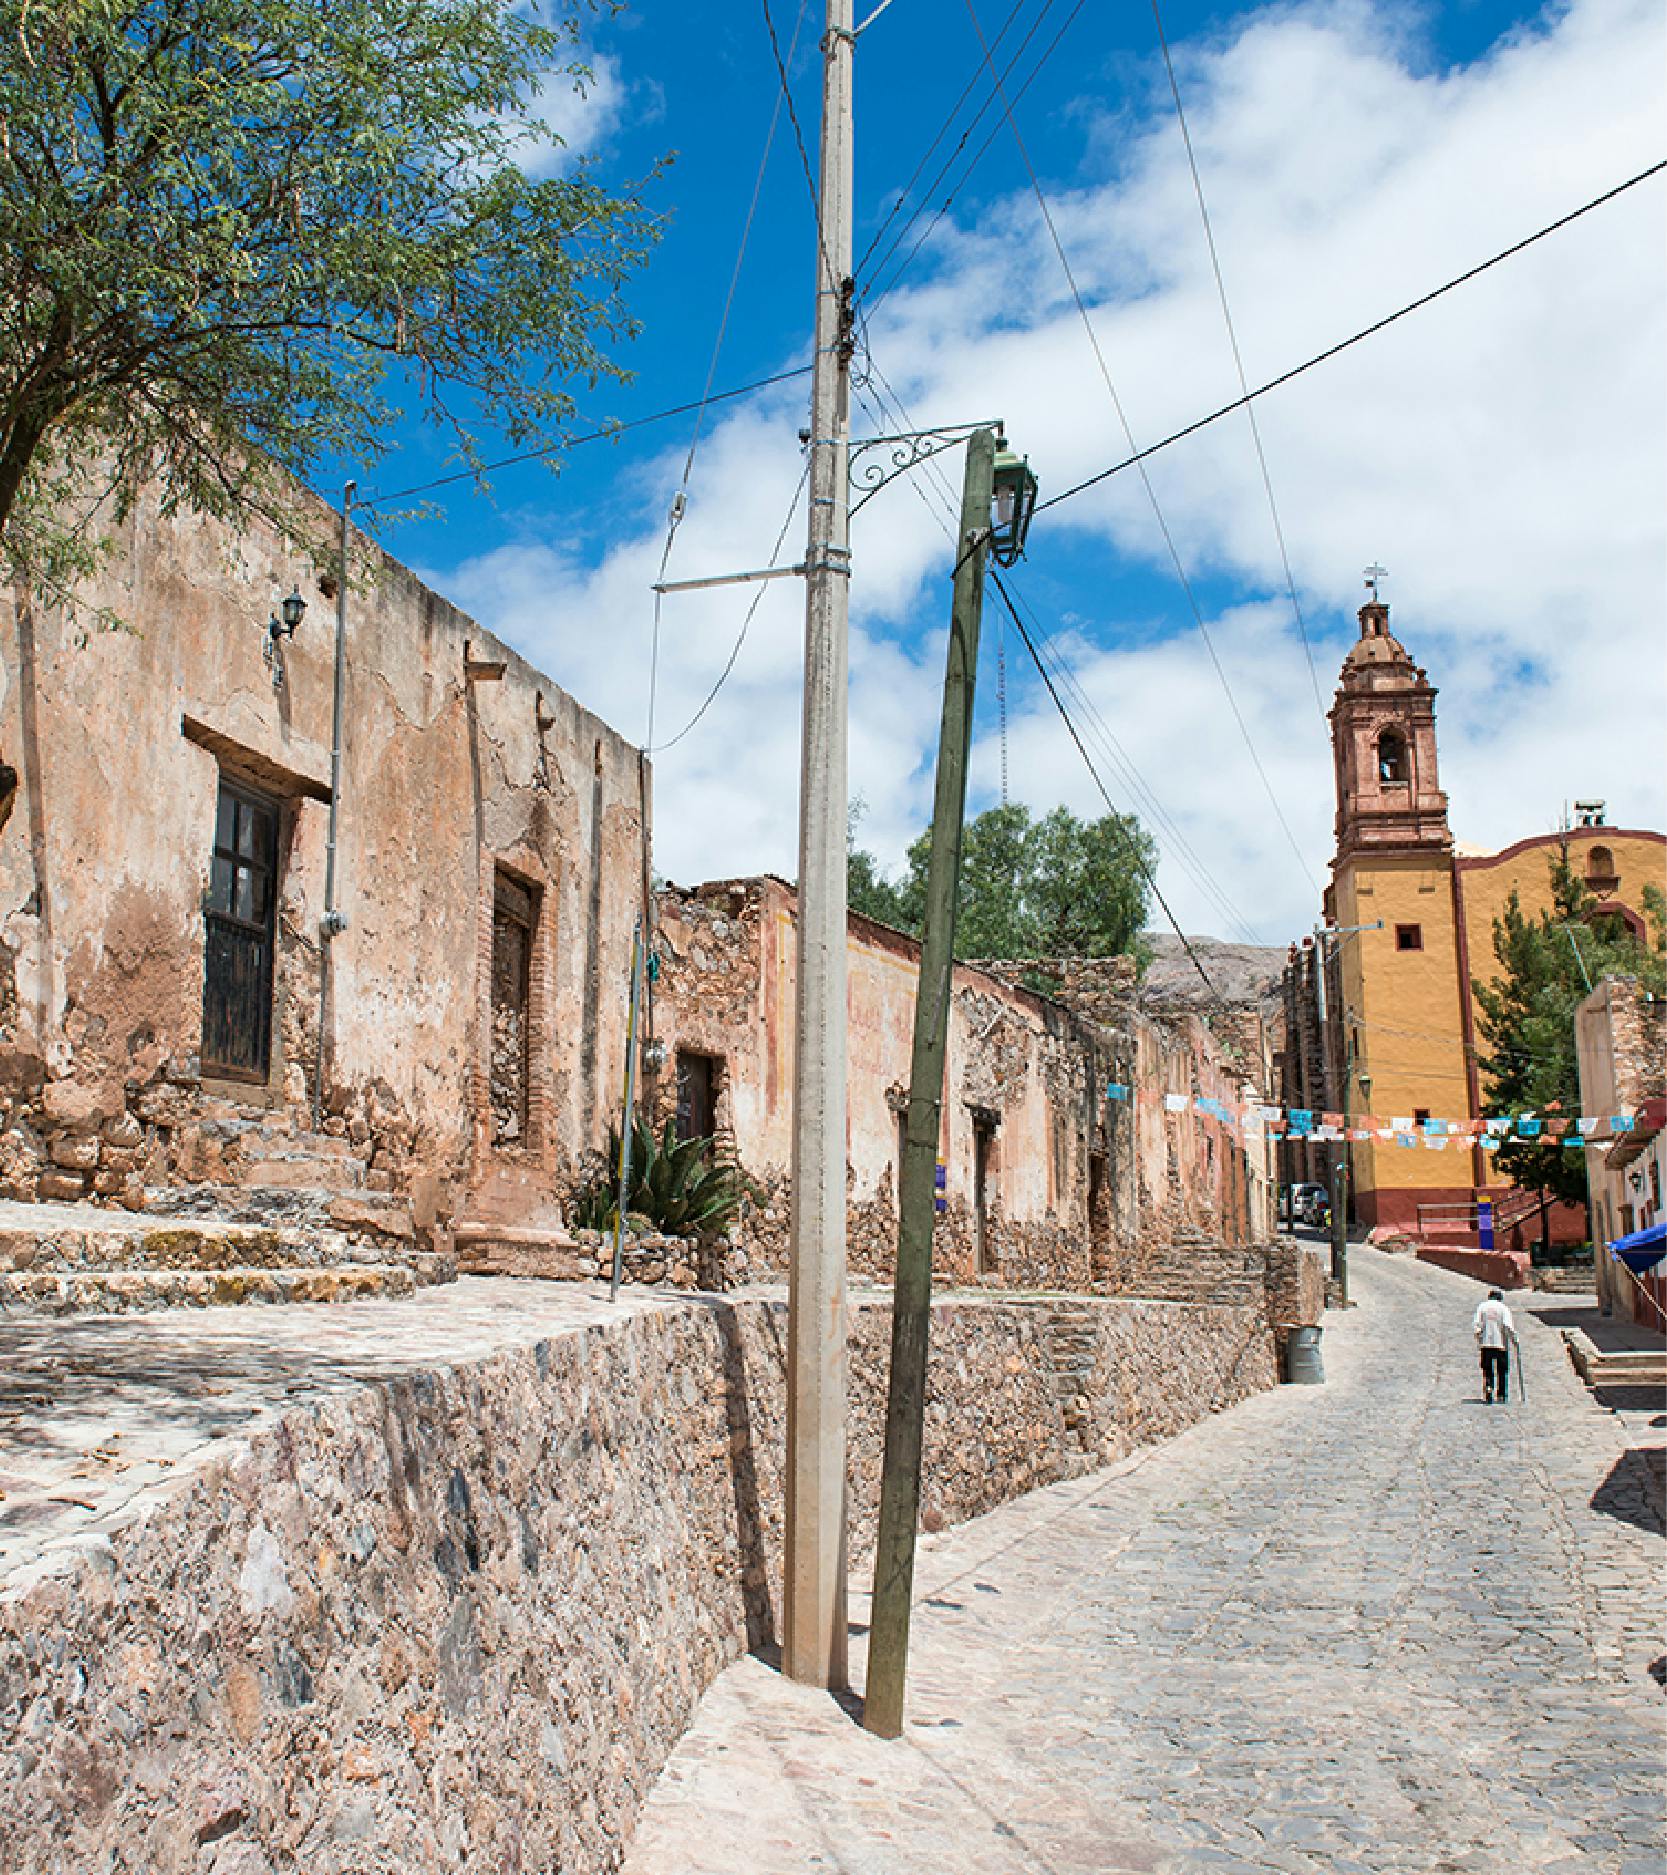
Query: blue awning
[{"left": 1608, "top": 1219, "right": 1667, "bottom": 1275}]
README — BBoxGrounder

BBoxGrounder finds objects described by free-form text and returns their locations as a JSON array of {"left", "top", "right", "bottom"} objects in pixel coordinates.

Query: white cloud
[
  {"left": 496, "top": 52, "right": 627, "bottom": 179},
  {"left": 529, "top": 54, "right": 626, "bottom": 173},
  {"left": 443, "top": 0, "right": 1667, "bottom": 944}
]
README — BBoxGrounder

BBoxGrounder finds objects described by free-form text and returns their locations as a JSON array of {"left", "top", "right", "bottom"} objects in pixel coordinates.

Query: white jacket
[{"left": 1473, "top": 1298, "right": 1515, "bottom": 1351}]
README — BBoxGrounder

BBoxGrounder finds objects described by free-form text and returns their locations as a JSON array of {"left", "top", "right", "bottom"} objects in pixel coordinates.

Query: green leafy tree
[
  {"left": 848, "top": 801, "right": 1155, "bottom": 963},
  {"left": 847, "top": 799, "right": 909, "bottom": 929},
  {"left": 1472, "top": 852, "right": 1666, "bottom": 1211},
  {"left": 0, "top": 0, "right": 659, "bottom": 590}
]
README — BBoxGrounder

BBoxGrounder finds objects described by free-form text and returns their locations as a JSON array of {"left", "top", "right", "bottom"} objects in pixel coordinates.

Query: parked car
[{"left": 1289, "top": 1183, "right": 1329, "bottom": 1227}]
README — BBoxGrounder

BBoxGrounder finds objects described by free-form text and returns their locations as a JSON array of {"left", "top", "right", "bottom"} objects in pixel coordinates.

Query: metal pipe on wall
[{"left": 312, "top": 482, "right": 354, "bottom": 1129}]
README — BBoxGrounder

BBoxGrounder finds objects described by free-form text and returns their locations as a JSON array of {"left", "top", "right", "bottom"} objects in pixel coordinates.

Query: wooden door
[
  {"left": 675, "top": 1051, "right": 717, "bottom": 1144},
  {"left": 202, "top": 780, "right": 280, "bottom": 1081}
]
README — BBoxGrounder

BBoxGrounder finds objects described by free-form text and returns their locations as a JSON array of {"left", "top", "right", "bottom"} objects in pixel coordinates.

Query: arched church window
[
  {"left": 1585, "top": 845, "right": 1617, "bottom": 891},
  {"left": 1377, "top": 729, "right": 1408, "bottom": 784}
]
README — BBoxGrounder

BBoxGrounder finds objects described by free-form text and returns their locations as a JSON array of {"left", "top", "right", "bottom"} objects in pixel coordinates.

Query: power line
[
  {"left": 852, "top": 0, "right": 1027, "bottom": 283},
  {"left": 759, "top": 0, "right": 821, "bottom": 217},
  {"left": 854, "top": 356, "right": 1257, "bottom": 965},
  {"left": 1148, "top": 0, "right": 1326, "bottom": 722},
  {"left": 996, "top": 575, "right": 1266, "bottom": 945},
  {"left": 649, "top": 0, "right": 812, "bottom": 749},
  {"left": 992, "top": 571, "right": 1228, "bottom": 1009},
  {"left": 960, "top": 0, "right": 1321, "bottom": 901},
  {"left": 857, "top": 357, "right": 1261, "bottom": 946},
  {"left": 1036, "top": 156, "right": 1667, "bottom": 518},
  {"left": 356, "top": 364, "right": 812, "bottom": 510},
  {"left": 862, "top": 0, "right": 1086, "bottom": 310},
  {"left": 651, "top": 458, "right": 812, "bottom": 754}
]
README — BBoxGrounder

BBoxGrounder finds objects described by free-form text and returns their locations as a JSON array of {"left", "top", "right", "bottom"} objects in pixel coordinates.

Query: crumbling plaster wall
[
  {"left": 652, "top": 882, "right": 1276, "bottom": 1290},
  {"left": 0, "top": 1284, "right": 1274, "bottom": 1875},
  {"left": 0, "top": 481, "right": 643, "bottom": 1232}
]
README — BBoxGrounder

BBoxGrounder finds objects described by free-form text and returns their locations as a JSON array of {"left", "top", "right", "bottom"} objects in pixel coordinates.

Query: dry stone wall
[{"left": 0, "top": 1286, "right": 1272, "bottom": 1875}]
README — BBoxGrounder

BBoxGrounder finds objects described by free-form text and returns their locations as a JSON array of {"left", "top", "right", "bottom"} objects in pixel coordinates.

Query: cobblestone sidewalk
[{"left": 623, "top": 1249, "right": 1666, "bottom": 1875}]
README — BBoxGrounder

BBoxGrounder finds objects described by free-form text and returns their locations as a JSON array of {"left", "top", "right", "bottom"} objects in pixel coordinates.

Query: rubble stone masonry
[
  {"left": 0, "top": 1282, "right": 1274, "bottom": 1875},
  {"left": 650, "top": 880, "right": 1278, "bottom": 1296}
]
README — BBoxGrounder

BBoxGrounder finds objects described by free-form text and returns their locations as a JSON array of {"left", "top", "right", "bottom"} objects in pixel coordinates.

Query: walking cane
[{"left": 1512, "top": 1330, "right": 1526, "bottom": 1403}]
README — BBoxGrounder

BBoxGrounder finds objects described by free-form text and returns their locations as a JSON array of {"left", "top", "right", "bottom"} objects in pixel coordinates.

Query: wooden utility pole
[
  {"left": 784, "top": 0, "right": 855, "bottom": 1691},
  {"left": 864, "top": 427, "right": 997, "bottom": 1738}
]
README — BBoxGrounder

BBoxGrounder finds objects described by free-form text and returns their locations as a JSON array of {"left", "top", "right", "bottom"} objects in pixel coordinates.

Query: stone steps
[
  {"left": 0, "top": 1263, "right": 422, "bottom": 1318},
  {"left": 1563, "top": 1329, "right": 1667, "bottom": 1389},
  {"left": 1036, "top": 1308, "right": 1102, "bottom": 1448},
  {"left": 1532, "top": 1266, "right": 1596, "bottom": 1294},
  {"left": 454, "top": 1224, "right": 585, "bottom": 1281},
  {"left": 140, "top": 1182, "right": 414, "bottom": 1244},
  {"left": 0, "top": 1198, "right": 451, "bottom": 1319}
]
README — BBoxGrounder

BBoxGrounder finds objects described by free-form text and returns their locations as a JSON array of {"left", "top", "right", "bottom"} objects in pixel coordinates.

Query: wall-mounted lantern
[
  {"left": 989, "top": 442, "right": 1039, "bottom": 567},
  {"left": 264, "top": 586, "right": 306, "bottom": 688}
]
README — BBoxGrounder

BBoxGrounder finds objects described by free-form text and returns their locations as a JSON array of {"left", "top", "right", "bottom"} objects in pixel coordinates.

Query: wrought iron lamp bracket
[{"left": 848, "top": 421, "right": 1001, "bottom": 515}]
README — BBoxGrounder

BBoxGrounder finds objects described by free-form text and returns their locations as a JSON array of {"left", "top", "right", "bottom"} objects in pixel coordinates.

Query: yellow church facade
[{"left": 1317, "top": 601, "right": 1663, "bottom": 1237}]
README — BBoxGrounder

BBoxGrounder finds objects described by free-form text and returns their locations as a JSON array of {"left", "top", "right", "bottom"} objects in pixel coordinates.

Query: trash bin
[{"left": 1284, "top": 1324, "right": 1324, "bottom": 1385}]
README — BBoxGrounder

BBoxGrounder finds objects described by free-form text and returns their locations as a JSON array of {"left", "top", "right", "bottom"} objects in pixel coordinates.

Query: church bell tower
[{"left": 1329, "top": 599, "right": 1452, "bottom": 858}]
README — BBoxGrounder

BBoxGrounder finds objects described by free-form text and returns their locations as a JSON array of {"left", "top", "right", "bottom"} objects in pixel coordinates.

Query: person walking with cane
[{"left": 1473, "top": 1288, "right": 1520, "bottom": 1404}]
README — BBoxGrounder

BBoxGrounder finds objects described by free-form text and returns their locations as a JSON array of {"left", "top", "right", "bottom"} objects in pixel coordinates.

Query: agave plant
[{"left": 571, "top": 1116, "right": 742, "bottom": 1237}]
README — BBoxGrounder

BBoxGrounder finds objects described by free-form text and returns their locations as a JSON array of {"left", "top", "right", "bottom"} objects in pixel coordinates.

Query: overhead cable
[
  {"left": 996, "top": 574, "right": 1266, "bottom": 945},
  {"left": 851, "top": 1, "right": 1026, "bottom": 282},
  {"left": 858, "top": 359, "right": 1261, "bottom": 950},
  {"left": 651, "top": 458, "right": 812, "bottom": 754},
  {"left": 960, "top": 0, "right": 1321, "bottom": 900},
  {"left": 650, "top": 0, "right": 811, "bottom": 748},
  {"left": 1035, "top": 157, "right": 1667, "bottom": 517},
  {"left": 862, "top": 0, "right": 1087, "bottom": 310},
  {"left": 1148, "top": 0, "right": 1327, "bottom": 721},
  {"left": 356, "top": 364, "right": 812, "bottom": 510},
  {"left": 992, "top": 571, "right": 1229, "bottom": 1008}
]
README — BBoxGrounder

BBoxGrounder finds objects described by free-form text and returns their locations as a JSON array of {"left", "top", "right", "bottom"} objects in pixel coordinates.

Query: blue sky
[{"left": 343, "top": 0, "right": 1666, "bottom": 943}]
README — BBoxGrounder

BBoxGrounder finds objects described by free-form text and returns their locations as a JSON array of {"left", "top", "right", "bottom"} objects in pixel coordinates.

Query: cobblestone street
[{"left": 624, "top": 1249, "right": 1666, "bottom": 1875}]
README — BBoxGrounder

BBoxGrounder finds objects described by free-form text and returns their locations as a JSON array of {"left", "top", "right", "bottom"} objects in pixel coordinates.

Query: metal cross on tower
[{"left": 1363, "top": 563, "right": 1388, "bottom": 602}]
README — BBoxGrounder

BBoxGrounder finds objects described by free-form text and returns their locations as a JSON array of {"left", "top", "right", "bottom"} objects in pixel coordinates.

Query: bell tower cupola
[{"left": 1330, "top": 596, "right": 1451, "bottom": 858}]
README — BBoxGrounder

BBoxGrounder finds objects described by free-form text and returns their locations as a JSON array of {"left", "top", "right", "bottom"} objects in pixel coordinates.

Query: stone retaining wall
[
  {"left": 0, "top": 1286, "right": 1273, "bottom": 1875},
  {"left": 1416, "top": 1244, "right": 1532, "bottom": 1290}
]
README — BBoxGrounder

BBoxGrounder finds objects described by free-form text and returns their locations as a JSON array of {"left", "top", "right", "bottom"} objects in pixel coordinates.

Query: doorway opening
[
  {"left": 972, "top": 1108, "right": 1000, "bottom": 1275},
  {"left": 490, "top": 870, "right": 538, "bottom": 1147}
]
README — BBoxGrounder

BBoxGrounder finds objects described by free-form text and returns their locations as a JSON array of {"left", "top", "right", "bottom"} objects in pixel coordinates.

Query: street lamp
[
  {"left": 989, "top": 442, "right": 1039, "bottom": 566},
  {"left": 264, "top": 586, "right": 307, "bottom": 689},
  {"left": 271, "top": 586, "right": 306, "bottom": 641}
]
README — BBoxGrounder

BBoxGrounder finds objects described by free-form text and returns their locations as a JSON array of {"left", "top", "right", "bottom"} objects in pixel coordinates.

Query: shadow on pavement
[
  {"left": 1593, "top": 1383, "right": 1667, "bottom": 1414},
  {"left": 1590, "top": 1449, "right": 1666, "bottom": 1538}
]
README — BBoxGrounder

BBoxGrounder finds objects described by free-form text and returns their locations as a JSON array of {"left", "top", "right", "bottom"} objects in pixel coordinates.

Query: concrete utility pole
[
  {"left": 784, "top": 0, "right": 855, "bottom": 1692},
  {"left": 865, "top": 429, "right": 997, "bottom": 1739}
]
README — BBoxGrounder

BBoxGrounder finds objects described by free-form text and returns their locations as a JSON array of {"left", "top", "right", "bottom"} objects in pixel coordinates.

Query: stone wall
[{"left": 0, "top": 1285, "right": 1273, "bottom": 1875}]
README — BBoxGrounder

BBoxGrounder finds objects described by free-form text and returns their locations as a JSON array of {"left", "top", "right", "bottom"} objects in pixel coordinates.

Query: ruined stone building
[
  {"left": 650, "top": 877, "right": 1279, "bottom": 1292},
  {"left": 0, "top": 480, "right": 648, "bottom": 1268}
]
